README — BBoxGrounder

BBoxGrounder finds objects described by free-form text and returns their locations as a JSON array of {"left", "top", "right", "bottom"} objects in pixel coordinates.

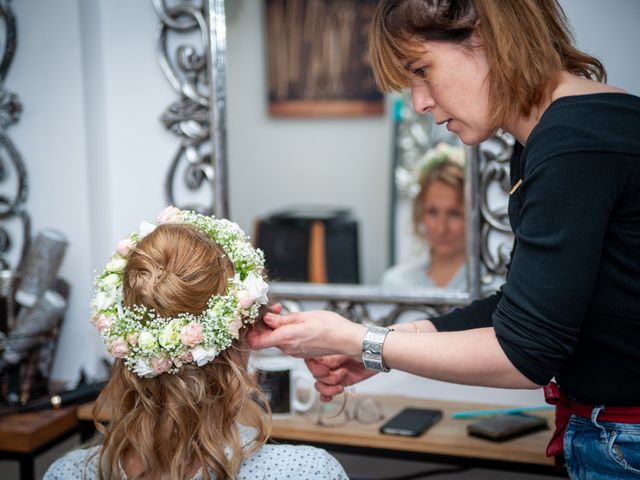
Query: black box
[{"left": 255, "top": 206, "right": 359, "bottom": 284}]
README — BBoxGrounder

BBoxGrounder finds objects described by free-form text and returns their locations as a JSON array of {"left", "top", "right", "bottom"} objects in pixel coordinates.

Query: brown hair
[
  {"left": 412, "top": 160, "right": 464, "bottom": 237},
  {"left": 92, "top": 224, "right": 270, "bottom": 480},
  {"left": 369, "top": 0, "right": 606, "bottom": 129}
]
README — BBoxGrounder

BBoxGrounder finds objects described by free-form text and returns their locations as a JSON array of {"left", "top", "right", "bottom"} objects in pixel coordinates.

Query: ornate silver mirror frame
[
  {"left": 155, "top": 0, "right": 515, "bottom": 324},
  {"left": 154, "top": 0, "right": 228, "bottom": 218},
  {"left": 0, "top": 0, "right": 29, "bottom": 271}
]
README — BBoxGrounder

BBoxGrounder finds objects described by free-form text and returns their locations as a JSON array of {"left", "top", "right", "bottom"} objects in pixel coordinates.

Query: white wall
[
  {"left": 562, "top": 0, "right": 640, "bottom": 94},
  {"left": 4, "top": 0, "right": 640, "bottom": 406},
  {"left": 8, "top": 0, "right": 174, "bottom": 382},
  {"left": 9, "top": 0, "right": 99, "bottom": 382}
]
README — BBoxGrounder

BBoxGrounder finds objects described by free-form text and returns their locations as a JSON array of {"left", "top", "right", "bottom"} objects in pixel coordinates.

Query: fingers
[
  {"left": 247, "top": 312, "right": 299, "bottom": 351},
  {"left": 262, "top": 312, "right": 300, "bottom": 328},
  {"left": 308, "top": 354, "right": 350, "bottom": 370},
  {"left": 268, "top": 303, "right": 283, "bottom": 314},
  {"left": 305, "top": 358, "right": 331, "bottom": 377},
  {"left": 246, "top": 325, "right": 284, "bottom": 350},
  {"left": 307, "top": 362, "right": 348, "bottom": 386},
  {"left": 315, "top": 381, "right": 344, "bottom": 399}
]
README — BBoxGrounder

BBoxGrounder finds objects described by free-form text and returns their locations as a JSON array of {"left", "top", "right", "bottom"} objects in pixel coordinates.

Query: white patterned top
[{"left": 44, "top": 427, "right": 348, "bottom": 480}]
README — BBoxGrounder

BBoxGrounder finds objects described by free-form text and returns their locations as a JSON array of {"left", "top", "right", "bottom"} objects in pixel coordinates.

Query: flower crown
[
  {"left": 90, "top": 206, "right": 269, "bottom": 378},
  {"left": 415, "top": 142, "right": 464, "bottom": 185}
]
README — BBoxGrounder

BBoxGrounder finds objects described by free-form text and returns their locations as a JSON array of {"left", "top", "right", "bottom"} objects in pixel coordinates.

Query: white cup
[{"left": 250, "top": 348, "right": 317, "bottom": 417}]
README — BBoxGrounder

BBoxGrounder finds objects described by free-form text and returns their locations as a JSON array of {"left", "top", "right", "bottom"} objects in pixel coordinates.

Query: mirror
[{"left": 216, "top": 1, "right": 508, "bottom": 305}]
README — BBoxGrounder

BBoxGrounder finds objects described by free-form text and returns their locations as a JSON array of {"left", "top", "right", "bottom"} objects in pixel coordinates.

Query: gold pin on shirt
[{"left": 510, "top": 179, "right": 523, "bottom": 195}]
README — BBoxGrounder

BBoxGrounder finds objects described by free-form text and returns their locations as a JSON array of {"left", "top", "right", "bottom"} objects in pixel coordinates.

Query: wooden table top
[
  {"left": 0, "top": 407, "right": 78, "bottom": 453},
  {"left": 269, "top": 395, "right": 556, "bottom": 467},
  {"left": 78, "top": 395, "right": 555, "bottom": 468}
]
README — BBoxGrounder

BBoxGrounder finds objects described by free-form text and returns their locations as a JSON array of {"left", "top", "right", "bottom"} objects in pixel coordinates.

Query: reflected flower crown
[
  {"left": 415, "top": 142, "right": 464, "bottom": 184},
  {"left": 90, "top": 206, "right": 268, "bottom": 378}
]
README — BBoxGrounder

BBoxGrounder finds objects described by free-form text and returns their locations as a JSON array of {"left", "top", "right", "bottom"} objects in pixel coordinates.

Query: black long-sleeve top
[{"left": 432, "top": 93, "right": 640, "bottom": 405}]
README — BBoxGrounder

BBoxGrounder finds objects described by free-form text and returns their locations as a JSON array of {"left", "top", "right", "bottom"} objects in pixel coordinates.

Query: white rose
[
  {"left": 138, "top": 221, "right": 157, "bottom": 239},
  {"left": 132, "top": 358, "right": 156, "bottom": 378},
  {"left": 105, "top": 256, "right": 127, "bottom": 274},
  {"left": 138, "top": 330, "right": 157, "bottom": 352},
  {"left": 242, "top": 272, "right": 269, "bottom": 305},
  {"left": 158, "top": 319, "right": 184, "bottom": 349},
  {"left": 93, "top": 291, "right": 115, "bottom": 311},
  {"left": 101, "top": 273, "right": 122, "bottom": 288},
  {"left": 191, "top": 346, "right": 218, "bottom": 366}
]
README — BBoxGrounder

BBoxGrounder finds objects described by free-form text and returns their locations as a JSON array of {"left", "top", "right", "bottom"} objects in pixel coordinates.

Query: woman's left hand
[
  {"left": 306, "top": 355, "right": 377, "bottom": 401},
  {"left": 247, "top": 310, "right": 365, "bottom": 359}
]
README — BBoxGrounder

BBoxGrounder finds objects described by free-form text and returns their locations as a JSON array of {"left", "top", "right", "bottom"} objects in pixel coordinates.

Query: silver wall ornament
[
  {"left": 0, "top": 0, "right": 29, "bottom": 272},
  {"left": 478, "top": 130, "right": 515, "bottom": 286},
  {"left": 154, "top": 0, "right": 228, "bottom": 217},
  {"left": 0, "top": 0, "right": 31, "bottom": 278}
]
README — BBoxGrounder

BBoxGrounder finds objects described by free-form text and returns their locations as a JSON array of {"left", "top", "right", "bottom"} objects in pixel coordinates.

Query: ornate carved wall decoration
[
  {"left": 0, "top": 0, "right": 29, "bottom": 271},
  {"left": 154, "top": 0, "right": 228, "bottom": 217},
  {"left": 478, "top": 130, "right": 515, "bottom": 286}
]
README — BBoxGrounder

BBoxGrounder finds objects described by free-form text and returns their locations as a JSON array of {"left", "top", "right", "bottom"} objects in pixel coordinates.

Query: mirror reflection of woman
[{"left": 382, "top": 158, "right": 466, "bottom": 289}]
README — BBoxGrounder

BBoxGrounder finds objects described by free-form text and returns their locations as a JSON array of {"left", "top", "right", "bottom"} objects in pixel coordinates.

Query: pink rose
[
  {"left": 151, "top": 356, "right": 172, "bottom": 374},
  {"left": 180, "top": 322, "right": 203, "bottom": 347},
  {"left": 158, "top": 206, "right": 180, "bottom": 224},
  {"left": 90, "top": 313, "right": 100, "bottom": 326},
  {"left": 96, "top": 315, "right": 114, "bottom": 334},
  {"left": 108, "top": 338, "right": 129, "bottom": 358},
  {"left": 178, "top": 351, "right": 193, "bottom": 363},
  {"left": 236, "top": 290, "right": 253, "bottom": 310},
  {"left": 126, "top": 333, "right": 138, "bottom": 346},
  {"left": 228, "top": 317, "right": 243, "bottom": 339},
  {"left": 116, "top": 238, "right": 135, "bottom": 257}
]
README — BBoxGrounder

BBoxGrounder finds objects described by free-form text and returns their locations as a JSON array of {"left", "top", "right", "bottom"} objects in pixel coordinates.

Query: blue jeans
[{"left": 564, "top": 406, "right": 640, "bottom": 479}]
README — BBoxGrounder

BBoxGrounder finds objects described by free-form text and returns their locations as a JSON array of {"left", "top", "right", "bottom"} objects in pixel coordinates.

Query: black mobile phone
[
  {"left": 379, "top": 407, "right": 442, "bottom": 437},
  {"left": 467, "top": 413, "right": 548, "bottom": 442}
]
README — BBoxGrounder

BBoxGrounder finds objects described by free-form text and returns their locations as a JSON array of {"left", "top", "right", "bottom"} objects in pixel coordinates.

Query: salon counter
[{"left": 269, "top": 394, "right": 562, "bottom": 476}]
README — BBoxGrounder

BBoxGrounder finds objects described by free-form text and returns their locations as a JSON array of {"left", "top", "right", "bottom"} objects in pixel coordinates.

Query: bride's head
[{"left": 93, "top": 216, "right": 270, "bottom": 480}]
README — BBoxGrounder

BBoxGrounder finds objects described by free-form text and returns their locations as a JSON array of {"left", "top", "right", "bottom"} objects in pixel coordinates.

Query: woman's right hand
[{"left": 305, "top": 355, "right": 377, "bottom": 402}]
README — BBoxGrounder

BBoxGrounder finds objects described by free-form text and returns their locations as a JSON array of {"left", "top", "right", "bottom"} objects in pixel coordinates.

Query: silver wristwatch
[{"left": 362, "top": 326, "right": 394, "bottom": 372}]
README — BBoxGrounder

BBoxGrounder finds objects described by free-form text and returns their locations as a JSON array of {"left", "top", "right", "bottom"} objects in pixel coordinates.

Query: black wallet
[{"left": 467, "top": 413, "right": 549, "bottom": 442}]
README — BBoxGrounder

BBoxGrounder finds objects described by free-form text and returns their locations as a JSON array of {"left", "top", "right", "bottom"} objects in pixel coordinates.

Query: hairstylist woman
[{"left": 249, "top": 1, "right": 640, "bottom": 477}]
